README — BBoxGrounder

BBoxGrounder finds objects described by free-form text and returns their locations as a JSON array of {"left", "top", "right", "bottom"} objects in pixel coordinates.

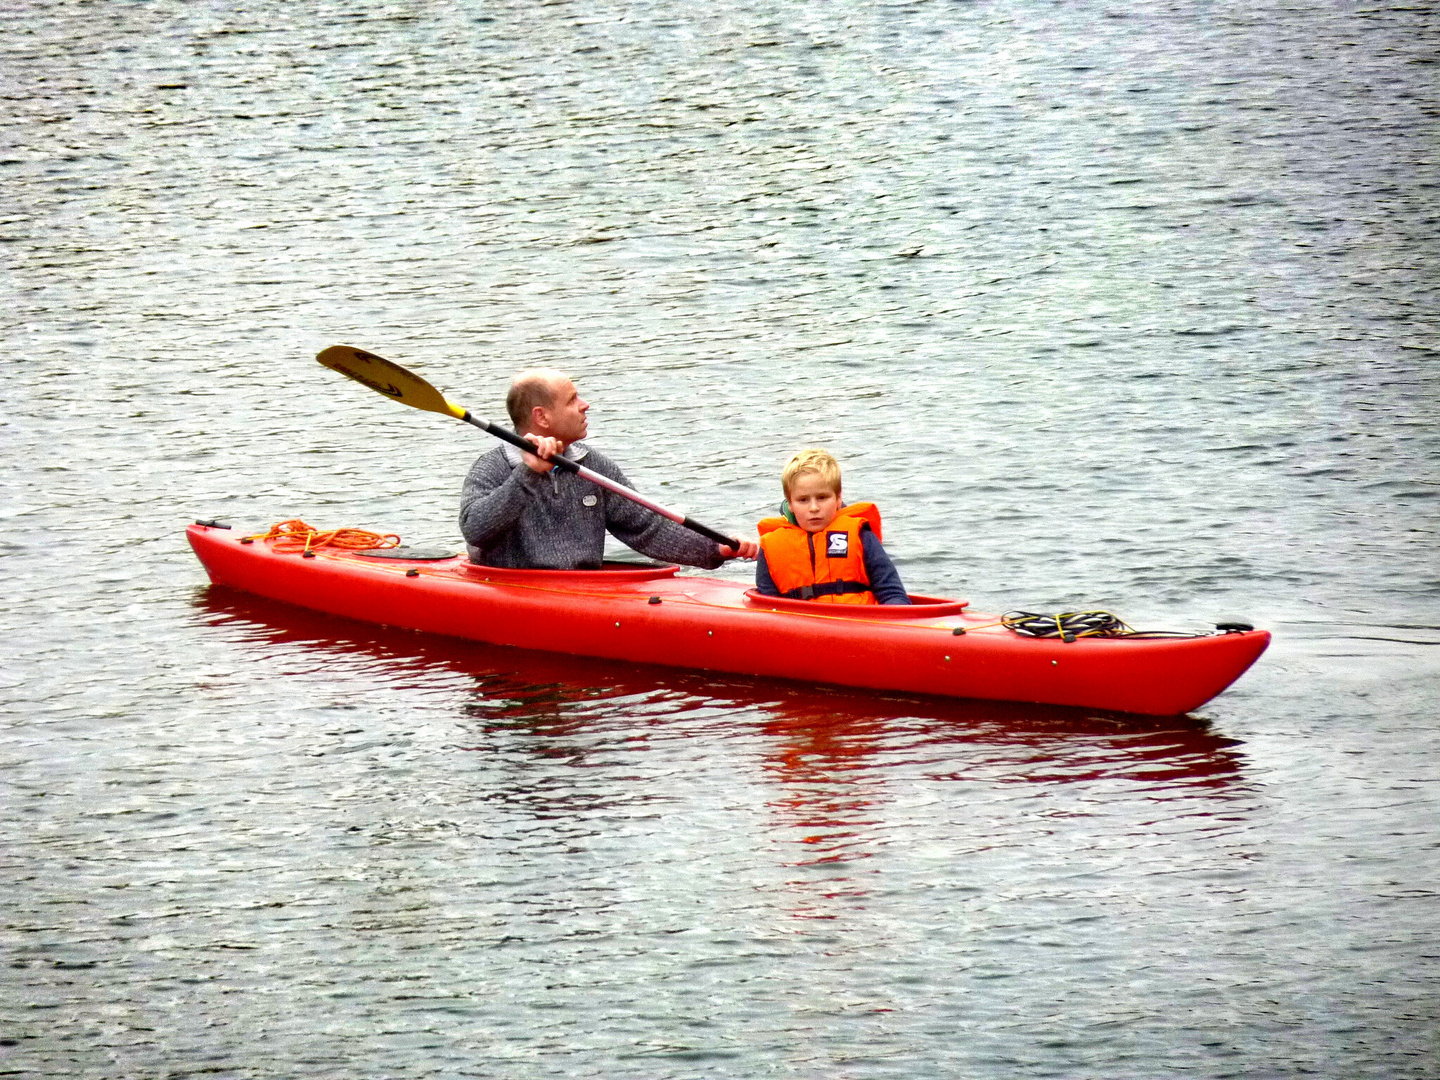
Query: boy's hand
[{"left": 719, "top": 537, "right": 759, "bottom": 561}]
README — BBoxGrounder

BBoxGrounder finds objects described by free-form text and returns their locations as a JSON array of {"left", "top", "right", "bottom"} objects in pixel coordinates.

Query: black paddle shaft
[{"left": 459, "top": 413, "right": 743, "bottom": 551}]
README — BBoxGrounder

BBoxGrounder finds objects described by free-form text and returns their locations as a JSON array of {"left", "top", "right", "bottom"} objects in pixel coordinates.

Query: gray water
[{"left": 3, "top": 1, "right": 1439, "bottom": 1076}]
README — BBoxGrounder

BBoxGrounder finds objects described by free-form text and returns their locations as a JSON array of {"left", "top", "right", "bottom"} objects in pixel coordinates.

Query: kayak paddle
[{"left": 316, "top": 345, "right": 744, "bottom": 551}]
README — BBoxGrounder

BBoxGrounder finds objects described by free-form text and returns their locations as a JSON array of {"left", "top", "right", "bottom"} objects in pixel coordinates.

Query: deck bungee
[{"left": 186, "top": 521, "right": 1269, "bottom": 716}]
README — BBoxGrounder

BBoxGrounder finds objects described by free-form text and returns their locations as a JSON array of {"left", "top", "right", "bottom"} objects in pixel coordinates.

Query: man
[{"left": 459, "top": 368, "right": 759, "bottom": 569}]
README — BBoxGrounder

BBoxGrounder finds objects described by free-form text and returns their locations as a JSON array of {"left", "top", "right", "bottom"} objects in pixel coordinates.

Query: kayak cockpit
[
  {"left": 742, "top": 590, "right": 969, "bottom": 619},
  {"left": 351, "top": 547, "right": 460, "bottom": 561},
  {"left": 457, "top": 561, "right": 682, "bottom": 585}
]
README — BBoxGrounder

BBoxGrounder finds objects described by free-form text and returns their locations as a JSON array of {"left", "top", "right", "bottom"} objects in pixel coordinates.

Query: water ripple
[{"left": 4, "top": 1, "right": 1438, "bottom": 1075}]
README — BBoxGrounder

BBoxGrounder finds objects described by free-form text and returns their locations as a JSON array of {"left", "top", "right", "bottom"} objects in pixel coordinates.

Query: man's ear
[{"left": 529, "top": 404, "right": 550, "bottom": 434}]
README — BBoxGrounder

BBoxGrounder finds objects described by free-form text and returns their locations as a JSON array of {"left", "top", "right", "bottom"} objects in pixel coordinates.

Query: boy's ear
[{"left": 780, "top": 500, "right": 796, "bottom": 525}]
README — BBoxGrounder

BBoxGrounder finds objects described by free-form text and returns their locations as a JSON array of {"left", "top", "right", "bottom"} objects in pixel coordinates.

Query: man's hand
[
  {"left": 521, "top": 434, "right": 563, "bottom": 473},
  {"left": 718, "top": 537, "right": 759, "bottom": 561}
]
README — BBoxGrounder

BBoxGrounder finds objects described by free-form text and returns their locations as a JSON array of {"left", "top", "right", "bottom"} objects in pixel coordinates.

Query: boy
[{"left": 755, "top": 449, "right": 910, "bottom": 605}]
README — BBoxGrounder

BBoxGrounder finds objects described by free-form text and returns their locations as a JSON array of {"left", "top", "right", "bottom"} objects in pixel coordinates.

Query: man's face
[{"left": 540, "top": 377, "right": 589, "bottom": 445}]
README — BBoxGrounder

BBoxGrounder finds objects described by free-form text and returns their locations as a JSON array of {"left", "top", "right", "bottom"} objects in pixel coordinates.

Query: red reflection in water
[
  {"left": 195, "top": 587, "right": 1249, "bottom": 919},
  {"left": 194, "top": 586, "right": 1246, "bottom": 792}
]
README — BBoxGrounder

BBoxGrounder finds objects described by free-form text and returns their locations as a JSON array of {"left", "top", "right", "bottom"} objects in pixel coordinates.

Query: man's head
[
  {"left": 781, "top": 449, "right": 843, "bottom": 534},
  {"left": 507, "top": 368, "right": 589, "bottom": 445}
]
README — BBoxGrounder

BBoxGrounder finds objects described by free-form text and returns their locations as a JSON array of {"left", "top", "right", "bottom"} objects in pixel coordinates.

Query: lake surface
[{"left": 3, "top": 1, "right": 1438, "bottom": 1076}]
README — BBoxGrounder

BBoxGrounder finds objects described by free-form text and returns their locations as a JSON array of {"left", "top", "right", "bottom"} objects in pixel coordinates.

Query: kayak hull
[{"left": 186, "top": 524, "right": 1270, "bottom": 715}]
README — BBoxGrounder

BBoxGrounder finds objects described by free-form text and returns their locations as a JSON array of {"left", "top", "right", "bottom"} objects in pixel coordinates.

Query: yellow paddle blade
[{"left": 316, "top": 345, "right": 467, "bottom": 420}]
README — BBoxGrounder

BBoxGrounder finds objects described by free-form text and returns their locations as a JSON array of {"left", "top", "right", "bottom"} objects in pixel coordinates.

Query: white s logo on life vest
[{"left": 826, "top": 532, "right": 849, "bottom": 558}]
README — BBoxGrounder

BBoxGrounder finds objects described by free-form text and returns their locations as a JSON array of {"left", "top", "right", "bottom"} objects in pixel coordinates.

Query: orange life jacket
[{"left": 756, "top": 502, "right": 883, "bottom": 605}]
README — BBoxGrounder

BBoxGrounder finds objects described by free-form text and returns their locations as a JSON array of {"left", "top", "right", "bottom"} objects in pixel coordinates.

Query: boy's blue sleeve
[
  {"left": 754, "top": 550, "right": 780, "bottom": 595},
  {"left": 862, "top": 528, "right": 911, "bottom": 605}
]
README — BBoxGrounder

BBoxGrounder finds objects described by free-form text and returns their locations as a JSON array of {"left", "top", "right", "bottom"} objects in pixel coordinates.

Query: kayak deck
[{"left": 186, "top": 523, "right": 1270, "bottom": 715}]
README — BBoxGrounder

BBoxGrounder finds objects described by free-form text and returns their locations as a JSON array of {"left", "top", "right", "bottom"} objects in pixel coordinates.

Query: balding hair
[{"left": 506, "top": 368, "right": 568, "bottom": 432}]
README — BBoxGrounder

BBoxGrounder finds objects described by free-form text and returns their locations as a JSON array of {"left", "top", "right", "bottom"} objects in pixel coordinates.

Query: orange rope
[{"left": 250, "top": 519, "right": 401, "bottom": 555}]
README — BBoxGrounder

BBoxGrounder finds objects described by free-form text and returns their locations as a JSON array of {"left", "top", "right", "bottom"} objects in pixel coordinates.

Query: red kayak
[{"left": 186, "top": 522, "right": 1269, "bottom": 715}]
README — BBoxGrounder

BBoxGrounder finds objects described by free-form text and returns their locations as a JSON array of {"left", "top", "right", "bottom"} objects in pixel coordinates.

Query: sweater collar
[{"left": 501, "top": 439, "right": 591, "bottom": 467}]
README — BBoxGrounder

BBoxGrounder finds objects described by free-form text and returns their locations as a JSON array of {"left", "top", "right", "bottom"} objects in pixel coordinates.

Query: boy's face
[{"left": 788, "top": 471, "right": 841, "bottom": 534}]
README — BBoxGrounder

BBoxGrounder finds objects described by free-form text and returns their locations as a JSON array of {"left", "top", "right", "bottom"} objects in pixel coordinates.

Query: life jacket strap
[{"left": 783, "top": 580, "right": 873, "bottom": 601}]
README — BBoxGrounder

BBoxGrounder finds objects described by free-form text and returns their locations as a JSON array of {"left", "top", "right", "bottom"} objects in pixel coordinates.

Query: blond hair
[{"left": 781, "top": 448, "right": 842, "bottom": 499}]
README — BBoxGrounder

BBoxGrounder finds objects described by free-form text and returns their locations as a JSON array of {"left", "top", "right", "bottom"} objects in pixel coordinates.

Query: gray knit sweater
[{"left": 458, "top": 441, "right": 726, "bottom": 570}]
